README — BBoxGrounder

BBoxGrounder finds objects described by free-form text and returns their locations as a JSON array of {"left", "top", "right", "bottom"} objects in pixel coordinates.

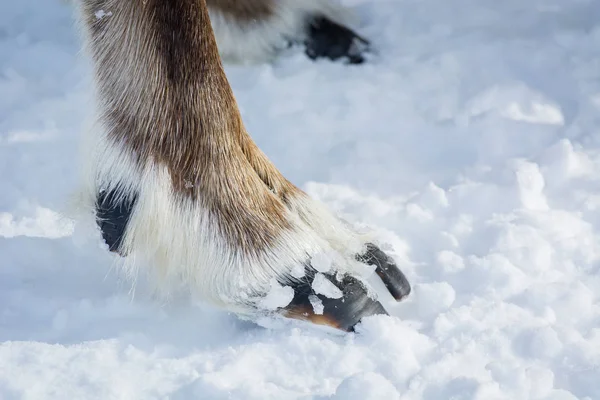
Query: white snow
[
  {"left": 308, "top": 294, "right": 324, "bottom": 315},
  {"left": 258, "top": 279, "right": 295, "bottom": 310},
  {"left": 94, "top": 10, "right": 112, "bottom": 21},
  {"left": 311, "top": 273, "right": 344, "bottom": 300},
  {"left": 310, "top": 251, "right": 335, "bottom": 273},
  {"left": 2, "top": 0, "right": 600, "bottom": 398}
]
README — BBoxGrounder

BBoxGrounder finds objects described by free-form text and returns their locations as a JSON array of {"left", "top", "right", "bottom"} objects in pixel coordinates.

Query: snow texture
[{"left": 2, "top": 0, "right": 600, "bottom": 399}]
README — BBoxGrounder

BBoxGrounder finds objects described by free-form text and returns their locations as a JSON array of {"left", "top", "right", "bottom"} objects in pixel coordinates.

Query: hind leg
[{"left": 207, "top": 0, "right": 372, "bottom": 64}]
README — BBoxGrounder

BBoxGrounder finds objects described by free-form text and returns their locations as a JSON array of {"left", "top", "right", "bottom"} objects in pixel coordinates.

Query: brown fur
[
  {"left": 82, "top": 0, "right": 303, "bottom": 254},
  {"left": 206, "top": 0, "right": 274, "bottom": 22}
]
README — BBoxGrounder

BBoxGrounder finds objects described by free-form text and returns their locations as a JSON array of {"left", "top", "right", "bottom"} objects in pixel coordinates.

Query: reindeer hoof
[
  {"left": 275, "top": 242, "right": 411, "bottom": 332},
  {"left": 304, "top": 16, "right": 370, "bottom": 64},
  {"left": 356, "top": 243, "right": 412, "bottom": 301},
  {"left": 279, "top": 267, "right": 388, "bottom": 332}
]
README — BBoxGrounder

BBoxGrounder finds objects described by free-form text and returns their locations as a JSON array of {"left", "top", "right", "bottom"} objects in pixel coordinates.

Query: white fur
[{"left": 208, "top": 0, "right": 357, "bottom": 63}]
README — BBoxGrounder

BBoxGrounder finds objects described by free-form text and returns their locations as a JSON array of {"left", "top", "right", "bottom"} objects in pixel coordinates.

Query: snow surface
[{"left": 2, "top": 0, "right": 600, "bottom": 398}]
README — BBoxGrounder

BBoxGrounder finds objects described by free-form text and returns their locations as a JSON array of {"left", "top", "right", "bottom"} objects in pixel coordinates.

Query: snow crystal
[
  {"left": 94, "top": 10, "right": 112, "bottom": 20},
  {"left": 311, "top": 273, "right": 343, "bottom": 299},
  {"left": 258, "top": 279, "right": 294, "bottom": 310},
  {"left": 289, "top": 263, "right": 305, "bottom": 279},
  {"left": 308, "top": 294, "right": 324, "bottom": 315},
  {"left": 310, "top": 251, "right": 334, "bottom": 273}
]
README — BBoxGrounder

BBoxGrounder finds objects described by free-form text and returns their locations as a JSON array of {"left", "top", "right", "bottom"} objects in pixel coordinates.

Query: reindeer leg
[{"left": 76, "top": 0, "right": 409, "bottom": 334}]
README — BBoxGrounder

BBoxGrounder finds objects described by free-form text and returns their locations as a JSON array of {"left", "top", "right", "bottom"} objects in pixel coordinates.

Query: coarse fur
[{"left": 73, "top": 0, "right": 375, "bottom": 319}]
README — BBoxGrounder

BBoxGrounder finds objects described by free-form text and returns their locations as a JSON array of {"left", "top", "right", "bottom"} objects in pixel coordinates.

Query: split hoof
[{"left": 281, "top": 268, "right": 388, "bottom": 332}]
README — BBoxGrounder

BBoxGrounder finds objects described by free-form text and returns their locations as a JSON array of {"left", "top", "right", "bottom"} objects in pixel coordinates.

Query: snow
[
  {"left": 258, "top": 279, "right": 295, "bottom": 310},
  {"left": 2, "top": 0, "right": 600, "bottom": 398},
  {"left": 308, "top": 295, "right": 325, "bottom": 315},
  {"left": 94, "top": 10, "right": 112, "bottom": 21},
  {"left": 311, "top": 273, "right": 344, "bottom": 300},
  {"left": 309, "top": 251, "right": 335, "bottom": 273}
]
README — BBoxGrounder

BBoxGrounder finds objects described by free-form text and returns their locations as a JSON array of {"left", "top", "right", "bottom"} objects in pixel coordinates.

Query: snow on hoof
[
  {"left": 206, "top": 0, "right": 371, "bottom": 64},
  {"left": 74, "top": 0, "right": 408, "bottom": 331},
  {"left": 281, "top": 268, "right": 388, "bottom": 332}
]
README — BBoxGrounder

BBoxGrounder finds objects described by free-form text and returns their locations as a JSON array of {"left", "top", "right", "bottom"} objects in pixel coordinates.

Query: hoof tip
[{"left": 280, "top": 271, "right": 388, "bottom": 332}]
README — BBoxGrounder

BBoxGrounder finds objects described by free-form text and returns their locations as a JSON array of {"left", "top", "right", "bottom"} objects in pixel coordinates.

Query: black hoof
[
  {"left": 356, "top": 243, "right": 411, "bottom": 301},
  {"left": 304, "top": 16, "right": 370, "bottom": 64},
  {"left": 96, "top": 188, "right": 137, "bottom": 255},
  {"left": 280, "top": 266, "right": 387, "bottom": 332}
]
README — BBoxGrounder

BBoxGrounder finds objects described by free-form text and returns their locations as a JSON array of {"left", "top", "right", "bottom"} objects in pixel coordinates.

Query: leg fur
[{"left": 74, "top": 0, "right": 406, "bottom": 331}]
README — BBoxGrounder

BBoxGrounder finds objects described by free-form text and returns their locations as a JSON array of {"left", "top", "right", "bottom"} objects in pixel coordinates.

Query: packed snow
[
  {"left": 311, "top": 273, "right": 344, "bottom": 300},
  {"left": 2, "top": 0, "right": 600, "bottom": 399}
]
